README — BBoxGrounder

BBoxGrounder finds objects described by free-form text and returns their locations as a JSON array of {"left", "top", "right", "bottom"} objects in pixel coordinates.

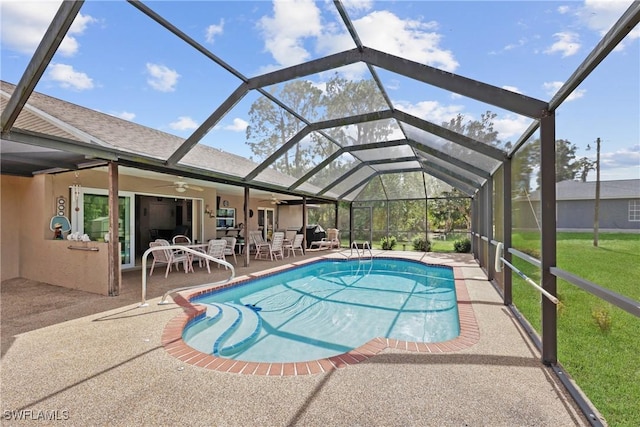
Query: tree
[
  {"left": 245, "top": 80, "right": 323, "bottom": 176},
  {"left": 428, "top": 189, "right": 470, "bottom": 232}
]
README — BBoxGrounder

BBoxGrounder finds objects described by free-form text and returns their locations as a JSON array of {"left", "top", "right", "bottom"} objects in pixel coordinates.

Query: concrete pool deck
[{"left": 1, "top": 251, "right": 595, "bottom": 426}]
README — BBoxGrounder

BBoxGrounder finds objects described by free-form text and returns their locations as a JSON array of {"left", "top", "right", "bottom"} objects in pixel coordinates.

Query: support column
[
  {"left": 349, "top": 202, "right": 354, "bottom": 247},
  {"left": 503, "top": 158, "right": 513, "bottom": 305},
  {"left": 486, "top": 177, "right": 494, "bottom": 281},
  {"left": 107, "top": 161, "right": 121, "bottom": 296},
  {"left": 244, "top": 187, "right": 250, "bottom": 267},
  {"left": 540, "top": 111, "right": 557, "bottom": 365},
  {"left": 302, "top": 196, "right": 308, "bottom": 249}
]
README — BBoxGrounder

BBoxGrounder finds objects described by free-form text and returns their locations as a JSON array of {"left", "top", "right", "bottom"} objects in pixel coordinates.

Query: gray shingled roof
[{"left": 1, "top": 80, "right": 308, "bottom": 194}]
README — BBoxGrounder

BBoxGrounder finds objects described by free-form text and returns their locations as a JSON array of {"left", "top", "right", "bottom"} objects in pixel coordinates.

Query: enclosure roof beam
[
  {"left": 420, "top": 160, "right": 482, "bottom": 189},
  {"left": 394, "top": 110, "right": 506, "bottom": 161},
  {"left": 245, "top": 110, "right": 394, "bottom": 182},
  {"left": 339, "top": 168, "right": 425, "bottom": 200},
  {"left": 421, "top": 165, "right": 476, "bottom": 196},
  {"left": 407, "top": 139, "right": 492, "bottom": 179},
  {"left": 318, "top": 163, "right": 374, "bottom": 196},
  {"left": 363, "top": 47, "right": 548, "bottom": 119},
  {"left": 288, "top": 139, "right": 411, "bottom": 190},
  {"left": 1, "top": 1, "right": 84, "bottom": 132}
]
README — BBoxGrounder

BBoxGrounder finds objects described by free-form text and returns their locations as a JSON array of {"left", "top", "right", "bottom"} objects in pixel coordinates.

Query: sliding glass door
[{"left": 72, "top": 188, "right": 135, "bottom": 269}]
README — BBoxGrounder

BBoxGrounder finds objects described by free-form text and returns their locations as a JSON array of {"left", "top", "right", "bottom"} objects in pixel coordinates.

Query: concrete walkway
[{"left": 1, "top": 251, "right": 593, "bottom": 426}]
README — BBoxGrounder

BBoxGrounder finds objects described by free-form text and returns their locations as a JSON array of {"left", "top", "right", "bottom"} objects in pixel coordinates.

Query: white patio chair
[
  {"left": 249, "top": 230, "right": 271, "bottom": 260},
  {"left": 149, "top": 240, "right": 192, "bottom": 278},
  {"left": 204, "top": 239, "right": 228, "bottom": 273},
  {"left": 269, "top": 232, "right": 285, "bottom": 261},
  {"left": 284, "top": 233, "right": 304, "bottom": 257},
  {"left": 221, "top": 236, "right": 237, "bottom": 264}
]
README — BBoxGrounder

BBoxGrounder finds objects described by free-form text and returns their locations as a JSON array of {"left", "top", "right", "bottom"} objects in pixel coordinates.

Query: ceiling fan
[
  {"left": 156, "top": 180, "right": 204, "bottom": 193},
  {"left": 259, "top": 194, "right": 287, "bottom": 205}
]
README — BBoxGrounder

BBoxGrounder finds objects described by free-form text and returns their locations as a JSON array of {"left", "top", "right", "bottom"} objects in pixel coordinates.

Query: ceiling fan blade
[{"left": 185, "top": 184, "right": 204, "bottom": 192}]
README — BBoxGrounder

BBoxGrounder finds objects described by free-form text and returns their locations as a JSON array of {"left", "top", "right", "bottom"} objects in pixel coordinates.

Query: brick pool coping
[{"left": 161, "top": 257, "right": 480, "bottom": 375}]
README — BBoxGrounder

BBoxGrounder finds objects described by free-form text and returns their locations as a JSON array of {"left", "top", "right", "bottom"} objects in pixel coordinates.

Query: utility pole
[{"left": 593, "top": 137, "right": 601, "bottom": 247}]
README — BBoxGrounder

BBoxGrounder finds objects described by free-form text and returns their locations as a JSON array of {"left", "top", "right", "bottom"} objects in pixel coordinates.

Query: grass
[{"left": 510, "top": 232, "right": 640, "bottom": 427}]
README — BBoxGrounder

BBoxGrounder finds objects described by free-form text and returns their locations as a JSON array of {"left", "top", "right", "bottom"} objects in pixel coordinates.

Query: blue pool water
[{"left": 183, "top": 258, "right": 459, "bottom": 363}]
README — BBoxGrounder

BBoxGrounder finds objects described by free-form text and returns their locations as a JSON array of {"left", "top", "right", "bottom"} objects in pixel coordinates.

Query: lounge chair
[{"left": 310, "top": 228, "right": 340, "bottom": 250}]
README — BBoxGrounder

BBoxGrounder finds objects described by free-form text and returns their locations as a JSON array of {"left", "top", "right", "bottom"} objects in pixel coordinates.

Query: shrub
[
  {"left": 412, "top": 237, "right": 431, "bottom": 252},
  {"left": 381, "top": 235, "right": 397, "bottom": 250},
  {"left": 591, "top": 306, "right": 612, "bottom": 333},
  {"left": 453, "top": 238, "right": 471, "bottom": 253}
]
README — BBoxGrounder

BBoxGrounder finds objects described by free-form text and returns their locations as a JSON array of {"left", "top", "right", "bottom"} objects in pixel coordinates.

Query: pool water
[{"left": 183, "top": 259, "right": 459, "bottom": 363}]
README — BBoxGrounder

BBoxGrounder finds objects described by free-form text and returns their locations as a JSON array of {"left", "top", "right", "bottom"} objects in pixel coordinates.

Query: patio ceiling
[{"left": 1, "top": 1, "right": 638, "bottom": 202}]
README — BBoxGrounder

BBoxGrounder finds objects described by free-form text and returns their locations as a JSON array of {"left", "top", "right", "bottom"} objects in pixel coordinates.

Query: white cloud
[
  {"left": 169, "top": 116, "right": 198, "bottom": 131},
  {"left": 557, "top": 5, "right": 570, "bottom": 14},
  {"left": 0, "top": 1, "right": 96, "bottom": 57},
  {"left": 493, "top": 114, "right": 532, "bottom": 140},
  {"left": 543, "top": 81, "right": 586, "bottom": 101},
  {"left": 502, "top": 85, "right": 522, "bottom": 94},
  {"left": 394, "top": 100, "right": 464, "bottom": 126},
  {"left": 114, "top": 111, "right": 136, "bottom": 121},
  {"left": 601, "top": 144, "right": 640, "bottom": 168},
  {"left": 258, "top": 0, "right": 322, "bottom": 67},
  {"left": 341, "top": 0, "right": 374, "bottom": 14},
  {"left": 257, "top": 2, "right": 458, "bottom": 77},
  {"left": 47, "top": 63, "right": 94, "bottom": 90},
  {"left": 145, "top": 63, "right": 180, "bottom": 92},
  {"left": 223, "top": 118, "right": 248, "bottom": 132},
  {"left": 544, "top": 31, "right": 581, "bottom": 57},
  {"left": 352, "top": 11, "right": 458, "bottom": 72},
  {"left": 205, "top": 19, "right": 224, "bottom": 44}
]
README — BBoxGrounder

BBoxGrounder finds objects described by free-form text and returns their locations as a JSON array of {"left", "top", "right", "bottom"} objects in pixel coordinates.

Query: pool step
[{"left": 184, "top": 302, "right": 262, "bottom": 356}]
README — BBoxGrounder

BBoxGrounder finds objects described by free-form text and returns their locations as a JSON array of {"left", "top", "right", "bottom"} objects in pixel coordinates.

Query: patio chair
[
  {"left": 149, "top": 240, "right": 192, "bottom": 278},
  {"left": 326, "top": 228, "right": 340, "bottom": 248},
  {"left": 221, "top": 236, "right": 237, "bottom": 264},
  {"left": 309, "top": 228, "right": 340, "bottom": 250},
  {"left": 249, "top": 230, "right": 271, "bottom": 260},
  {"left": 269, "top": 231, "right": 285, "bottom": 261},
  {"left": 284, "top": 233, "right": 304, "bottom": 257},
  {"left": 204, "top": 239, "right": 228, "bottom": 273}
]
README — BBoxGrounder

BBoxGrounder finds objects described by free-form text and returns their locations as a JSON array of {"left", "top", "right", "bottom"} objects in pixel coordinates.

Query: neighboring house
[{"left": 514, "top": 180, "right": 640, "bottom": 231}]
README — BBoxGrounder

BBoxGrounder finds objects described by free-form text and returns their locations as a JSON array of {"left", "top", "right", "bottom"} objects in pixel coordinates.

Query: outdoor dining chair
[
  {"left": 204, "top": 239, "right": 228, "bottom": 273},
  {"left": 249, "top": 230, "right": 271, "bottom": 260},
  {"left": 284, "top": 233, "right": 304, "bottom": 257},
  {"left": 149, "top": 240, "right": 192, "bottom": 278},
  {"left": 269, "top": 232, "right": 285, "bottom": 261}
]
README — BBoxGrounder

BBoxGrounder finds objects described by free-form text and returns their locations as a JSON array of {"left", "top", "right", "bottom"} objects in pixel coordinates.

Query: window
[{"left": 630, "top": 200, "right": 640, "bottom": 222}]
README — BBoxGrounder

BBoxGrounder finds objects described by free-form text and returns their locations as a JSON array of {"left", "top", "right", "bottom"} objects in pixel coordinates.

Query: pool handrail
[
  {"left": 140, "top": 245, "right": 235, "bottom": 307},
  {"left": 349, "top": 241, "right": 373, "bottom": 260}
]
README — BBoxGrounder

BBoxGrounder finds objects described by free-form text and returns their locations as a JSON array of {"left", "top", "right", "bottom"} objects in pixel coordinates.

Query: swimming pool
[{"left": 183, "top": 258, "right": 460, "bottom": 363}]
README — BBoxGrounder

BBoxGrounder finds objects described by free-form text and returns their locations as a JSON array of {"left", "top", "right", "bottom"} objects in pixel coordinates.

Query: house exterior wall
[
  {"left": 558, "top": 199, "right": 640, "bottom": 230},
  {"left": 513, "top": 198, "right": 640, "bottom": 231},
  {"left": 1, "top": 174, "right": 110, "bottom": 293},
  {"left": 1, "top": 175, "right": 26, "bottom": 280}
]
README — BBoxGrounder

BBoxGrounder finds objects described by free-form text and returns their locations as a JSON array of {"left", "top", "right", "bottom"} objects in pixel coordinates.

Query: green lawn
[{"left": 510, "top": 232, "right": 640, "bottom": 427}]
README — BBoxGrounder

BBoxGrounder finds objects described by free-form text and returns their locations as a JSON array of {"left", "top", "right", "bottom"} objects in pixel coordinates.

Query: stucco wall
[
  {"left": 1, "top": 174, "right": 111, "bottom": 294},
  {"left": 1, "top": 175, "right": 26, "bottom": 281}
]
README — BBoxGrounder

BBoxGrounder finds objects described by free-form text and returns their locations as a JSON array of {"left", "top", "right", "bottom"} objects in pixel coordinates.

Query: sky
[{"left": 1, "top": 0, "right": 638, "bottom": 182}]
